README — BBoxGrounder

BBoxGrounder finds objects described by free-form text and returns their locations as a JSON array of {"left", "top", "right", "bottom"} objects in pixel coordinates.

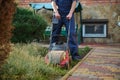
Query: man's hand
[
  {"left": 66, "top": 12, "right": 72, "bottom": 20},
  {"left": 66, "top": 0, "right": 76, "bottom": 20},
  {"left": 52, "top": 1, "right": 60, "bottom": 19},
  {"left": 55, "top": 12, "right": 61, "bottom": 19}
]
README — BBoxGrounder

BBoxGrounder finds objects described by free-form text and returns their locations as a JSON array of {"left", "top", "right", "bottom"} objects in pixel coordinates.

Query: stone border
[{"left": 60, "top": 48, "right": 95, "bottom": 80}]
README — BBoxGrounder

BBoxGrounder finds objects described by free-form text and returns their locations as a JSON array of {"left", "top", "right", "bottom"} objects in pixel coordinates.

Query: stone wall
[
  {"left": 15, "top": 0, "right": 120, "bottom": 43},
  {"left": 82, "top": 3, "right": 120, "bottom": 43}
]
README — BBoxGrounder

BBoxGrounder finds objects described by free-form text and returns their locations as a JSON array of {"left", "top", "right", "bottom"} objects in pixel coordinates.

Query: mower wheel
[{"left": 65, "top": 62, "right": 69, "bottom": 69}]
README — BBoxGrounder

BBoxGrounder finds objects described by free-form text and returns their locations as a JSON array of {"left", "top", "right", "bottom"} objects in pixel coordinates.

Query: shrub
[
  {"left": 0, "top": 0, "right": 15, "bottom": 67},
  {"left": 12, "top": 8, "right": 48, "bottom": 43},
  {"left": 0, "top": 43, "right": 59, "bottom": 80},
  {"left": 0, "top": 43, "right": 91, "bottom": 80},
  {"left": 22, "top": 43, "right": 48, "bottom": 57}
]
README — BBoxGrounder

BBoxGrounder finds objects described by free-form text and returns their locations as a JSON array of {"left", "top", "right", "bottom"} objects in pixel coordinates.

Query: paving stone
[
  {"left": 66, "top": 46, "right": 120, "bottom": 80},
  {"left": 114, "top": 75, "right": 120, "bottom": 79},
  {"left": 67, "top": 76, "right": 82, "bottom": 80}
]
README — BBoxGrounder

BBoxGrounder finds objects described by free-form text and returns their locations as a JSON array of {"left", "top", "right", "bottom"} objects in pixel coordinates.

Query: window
[{"left": 82, "top": 19, "right": 108, "bottom": 38}]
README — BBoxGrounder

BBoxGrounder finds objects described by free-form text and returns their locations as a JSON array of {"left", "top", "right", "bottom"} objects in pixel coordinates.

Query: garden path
[{"left": 61, "top": 44, "right": 120, "bottom": 80}]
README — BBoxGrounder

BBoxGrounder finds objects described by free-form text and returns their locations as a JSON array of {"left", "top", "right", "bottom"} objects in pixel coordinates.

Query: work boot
[{"left": 72, "top": 55, "right": 82, "bottom": 61}]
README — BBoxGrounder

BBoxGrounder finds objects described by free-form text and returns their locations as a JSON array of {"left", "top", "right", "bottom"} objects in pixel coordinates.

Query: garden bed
[{"left": 0, "top": 43, "right": 91, "bottom": 80}]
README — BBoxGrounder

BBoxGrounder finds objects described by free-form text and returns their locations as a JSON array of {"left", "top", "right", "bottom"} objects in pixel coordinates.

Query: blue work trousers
[{"left": 51, "top": 15, "right": 78, "bottom": 57}]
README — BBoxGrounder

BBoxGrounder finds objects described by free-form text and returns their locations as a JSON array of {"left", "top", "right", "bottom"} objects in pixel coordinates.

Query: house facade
[{"left": 16, "top": 0, "right": 120, "bottom": 44}]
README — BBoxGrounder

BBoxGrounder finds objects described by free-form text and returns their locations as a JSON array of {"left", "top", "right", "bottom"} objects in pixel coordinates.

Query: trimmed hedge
[{"left": 12, "top": 8, "right": 48, "bottom": 43}]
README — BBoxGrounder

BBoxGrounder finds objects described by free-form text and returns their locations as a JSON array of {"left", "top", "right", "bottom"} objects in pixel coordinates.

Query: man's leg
[
  {"left": 64, "top": 15, "right": 80, "bottom": 60},
  {"left": 51, "top": 19, "right": 63, "bottom": 43}
]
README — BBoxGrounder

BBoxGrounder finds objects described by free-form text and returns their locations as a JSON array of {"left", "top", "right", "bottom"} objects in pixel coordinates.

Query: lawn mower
[{"left": 45, "top": 14, "right": 71, "bottom": 69}]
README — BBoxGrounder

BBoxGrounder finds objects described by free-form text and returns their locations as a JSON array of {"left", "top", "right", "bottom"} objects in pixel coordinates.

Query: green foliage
[
  {"left": 22, "top": 43, "right": 48, "bottom": 57},
  {"left": 0, "top": 43, "right": 59, "bottom": 80},
  {"left": 0, "top": 43, "right": 91, "bottom": 80},
  {"left": 78, "top": 46, "right": 91, "bottom": 58},
  {"left": 83, "top": 46, "right": 91, "bottom": 53},
  {"left": 12, "top": 8, "right": 48, "bottom": 43}
]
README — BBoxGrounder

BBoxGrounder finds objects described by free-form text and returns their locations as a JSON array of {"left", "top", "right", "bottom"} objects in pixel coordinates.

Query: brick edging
[{"left": 60, "top": 48, "right": 95, "bottom": 80}]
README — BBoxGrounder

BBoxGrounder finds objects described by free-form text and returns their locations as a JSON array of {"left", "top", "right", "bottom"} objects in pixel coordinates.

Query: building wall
[
  {"left": 15, "top": 0, "right": 120, "bottom": 43},
  {"left": 15, "top": 0, "right": 51, "bottom": 7},
  {"left": 15, "top": 0, "right": 120, "bottom": 7},
  {"left": 81, "top": 4, "right": 120, "bottom": 43}
]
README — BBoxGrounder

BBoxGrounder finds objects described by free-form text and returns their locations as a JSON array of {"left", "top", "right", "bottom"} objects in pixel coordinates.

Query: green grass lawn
[{"left": 0, "top": 43, "right": 90, "bottom": 80}]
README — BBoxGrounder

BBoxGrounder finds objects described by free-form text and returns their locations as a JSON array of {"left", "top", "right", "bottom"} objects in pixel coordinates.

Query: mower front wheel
[{"left": 65, "top": 62, "right": 70, "bottom": 69}]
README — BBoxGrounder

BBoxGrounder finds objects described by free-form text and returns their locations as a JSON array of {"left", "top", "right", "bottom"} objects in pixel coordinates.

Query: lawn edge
[{"left": 60, "top": 48, "right": 95, "bottom": 80}]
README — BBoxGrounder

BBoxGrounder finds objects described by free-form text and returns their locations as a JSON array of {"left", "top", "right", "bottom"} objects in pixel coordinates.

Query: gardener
[{"left": 51, "top": 0, "right": 81, "bottom": 60}]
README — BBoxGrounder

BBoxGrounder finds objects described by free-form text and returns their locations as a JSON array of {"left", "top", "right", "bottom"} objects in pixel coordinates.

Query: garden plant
[
  {"left": 0, "top": 4, "right": 91, "bottom": 80},
  {"left": 0, "top": 43, "right": 90, "bottom": 80},
  {"left": 0, "top": 0, "right": 15, "bottom": 67},
  {"left": 12, "top": 7, "right": 47, "bottom": 43}
]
